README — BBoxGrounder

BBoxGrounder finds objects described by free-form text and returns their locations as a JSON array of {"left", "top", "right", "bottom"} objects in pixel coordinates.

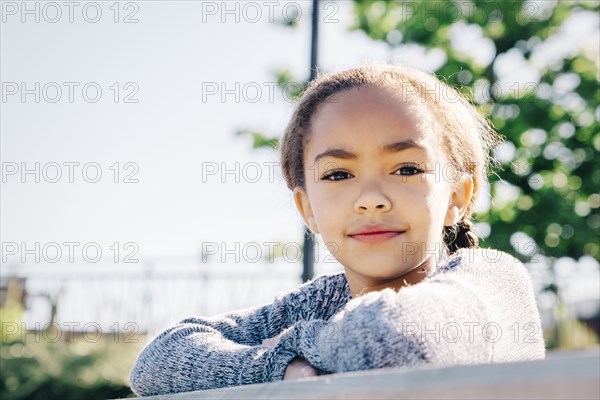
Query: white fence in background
[{"left": 1, "top": 258, "right": 343, "bottom": 336}]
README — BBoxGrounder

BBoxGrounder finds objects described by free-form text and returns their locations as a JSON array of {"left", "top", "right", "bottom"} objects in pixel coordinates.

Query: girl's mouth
[{"left": 349, "top": 231, "right": 403, "bottom": 244}]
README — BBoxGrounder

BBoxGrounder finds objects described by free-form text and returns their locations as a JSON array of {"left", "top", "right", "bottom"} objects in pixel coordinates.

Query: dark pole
[
  {"left": 309, "top": 0, "right": 319, "bottom": 81},
  {"left": 302, "top": 0, "right": 319, "bottom": 283}
]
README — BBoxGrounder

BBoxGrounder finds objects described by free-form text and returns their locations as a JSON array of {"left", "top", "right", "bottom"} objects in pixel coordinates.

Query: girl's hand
[
  {"left": 262, "top": 336, "right": 324, "bottom": 379},
  {"left": 284, "top": 357, "right": 320, "bottom": 380}
]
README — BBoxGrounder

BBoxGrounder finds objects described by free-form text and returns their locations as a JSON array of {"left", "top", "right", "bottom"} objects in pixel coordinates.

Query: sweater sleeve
[
  {"left": 274, "top": 249, "right": 545, "bottom": 372},
  {"left": 129, "top": 272, "right": 350, "bottom": 396}
]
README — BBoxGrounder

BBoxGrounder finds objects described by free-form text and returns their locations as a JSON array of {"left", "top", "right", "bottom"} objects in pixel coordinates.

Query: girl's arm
[
  {"left": 274, "top": 249, "right": 546, "bottom": 373},
  {"left": 129, "top": 272, "right": 349, "bottom": 396}
]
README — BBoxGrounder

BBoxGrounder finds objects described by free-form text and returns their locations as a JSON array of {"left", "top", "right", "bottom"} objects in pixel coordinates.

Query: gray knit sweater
[{"left": 130, "top": 248, "right": 545, "bottom": 396}]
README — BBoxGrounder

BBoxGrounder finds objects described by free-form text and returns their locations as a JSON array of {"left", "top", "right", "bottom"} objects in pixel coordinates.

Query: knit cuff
[
  {"left": 276, "top": 320, "right": 334, "bottom": 371},
  {"left": 261, "top": 344, "right": 300, "bottom": 383}
]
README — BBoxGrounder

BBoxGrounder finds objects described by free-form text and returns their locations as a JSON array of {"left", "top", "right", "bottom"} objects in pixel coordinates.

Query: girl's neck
[{"left": 347, "top": 255, "right": 437, "bottom": 298}]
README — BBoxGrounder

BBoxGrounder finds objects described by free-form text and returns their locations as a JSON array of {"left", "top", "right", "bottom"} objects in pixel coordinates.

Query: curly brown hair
[{"left": 278, "top": 63, "right": 503, "bottom": 253}]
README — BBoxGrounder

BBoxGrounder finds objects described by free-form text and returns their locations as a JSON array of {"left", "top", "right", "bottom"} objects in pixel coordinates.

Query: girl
[{"left": 129, "top": 64, "right": 545, "bottom": 396}]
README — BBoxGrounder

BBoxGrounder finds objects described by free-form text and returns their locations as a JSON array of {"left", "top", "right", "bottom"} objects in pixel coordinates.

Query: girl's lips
[{"left": 349, "top": 231, "right": 403, "bottom": 244}]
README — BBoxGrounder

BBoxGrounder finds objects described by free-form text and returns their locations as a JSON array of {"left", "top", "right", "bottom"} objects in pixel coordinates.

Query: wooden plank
[{"left": 136, "top": 349, "right": 600, "bottom": 400}]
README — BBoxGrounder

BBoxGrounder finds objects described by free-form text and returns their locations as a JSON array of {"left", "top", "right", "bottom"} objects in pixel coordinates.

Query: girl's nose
[{"left": 354, "top": 186, "right": 392, "bottom": 213}]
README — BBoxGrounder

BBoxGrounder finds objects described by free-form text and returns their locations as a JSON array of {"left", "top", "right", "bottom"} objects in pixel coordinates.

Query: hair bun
[{"left": 444, "top": 219, "right": 479, "bottom": 253}]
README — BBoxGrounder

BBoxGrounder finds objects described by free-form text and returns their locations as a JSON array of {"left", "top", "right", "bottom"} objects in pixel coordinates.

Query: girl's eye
[
  {"left": 394, "top": 164, "right": 424, "bottom": 176},
  {"left": 321, "top": 170, "right": 353, "bottom": 181}
]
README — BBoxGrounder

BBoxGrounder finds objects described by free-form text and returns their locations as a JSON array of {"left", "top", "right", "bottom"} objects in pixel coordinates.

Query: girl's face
[{"left": 293, "top": 85, "right": 472, "bottom": 296}]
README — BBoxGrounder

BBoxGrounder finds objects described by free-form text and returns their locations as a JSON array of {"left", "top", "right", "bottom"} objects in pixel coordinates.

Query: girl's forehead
[{"left": 306, "top": 86, "right": 440, "bottom": 153}]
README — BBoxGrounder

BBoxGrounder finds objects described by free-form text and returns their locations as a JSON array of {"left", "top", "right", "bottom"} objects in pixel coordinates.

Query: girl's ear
[
  {"left": 444, "top": 176, "right": 474, "bottom": 227},
  {"left": 293, "top": 187, "right": 320, "bottom": 234}
]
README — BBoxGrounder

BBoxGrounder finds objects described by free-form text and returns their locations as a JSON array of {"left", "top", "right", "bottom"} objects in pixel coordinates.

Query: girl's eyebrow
[{"left": 313, "top": 140, "right": 425, "bottom": 164}]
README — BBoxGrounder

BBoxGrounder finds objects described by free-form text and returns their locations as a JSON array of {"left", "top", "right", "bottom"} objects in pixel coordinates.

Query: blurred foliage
[
  {"left": 236, "top": 129, "right": 279, "bottom": 149},
  {"left": 1, "top": 304, "right": 24, "bottom": 343},
  {"left": 541, "top": 289, "right": 600, "bottom": 349},
  {"left": 1, "top": 305, "right": 140, "bottom": 400},
  {"left": 238, "top": 69, "right": 308, "bottom": 150},
  {"left": 543, "top": 314, "right": 599, "bottom": 350}
]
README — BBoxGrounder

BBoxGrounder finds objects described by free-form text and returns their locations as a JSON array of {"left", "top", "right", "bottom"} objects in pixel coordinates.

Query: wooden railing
[{"left": 133, "top": 349, "right": 599, "bottom": 400}]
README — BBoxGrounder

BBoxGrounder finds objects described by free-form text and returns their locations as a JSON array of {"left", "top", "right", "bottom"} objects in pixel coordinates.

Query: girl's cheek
[
  {"left": 418, "top": 171, "right": 437, "bottom": 186},
  {"left": 392, "top": 181, "right": 429, "bottom": 199},
  {"left": 320, "top": 185, "right": 352, "bottom": 203}
]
